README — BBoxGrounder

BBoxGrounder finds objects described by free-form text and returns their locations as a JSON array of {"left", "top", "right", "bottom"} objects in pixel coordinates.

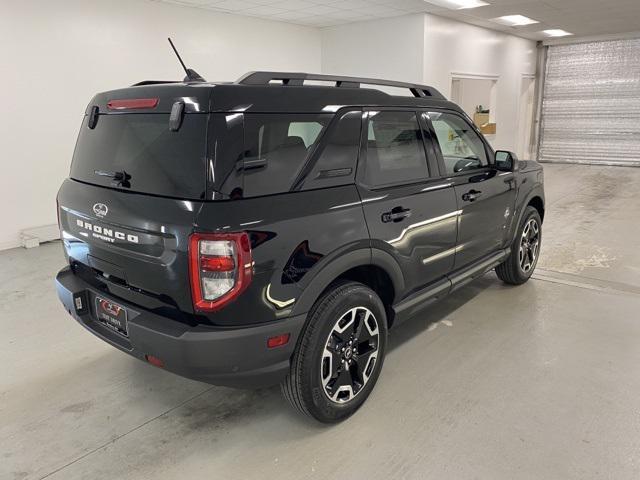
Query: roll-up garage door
[{"left": 539, "top": 39, "right": 640, "bottom": 166}]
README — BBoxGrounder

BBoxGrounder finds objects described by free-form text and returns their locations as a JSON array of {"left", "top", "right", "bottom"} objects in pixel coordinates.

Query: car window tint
[
  {"left": 301, "top": 110, "right": 361, "bottom": 191},
  {"left": 70, "top": 113, "right": 207, "bottom": 199},
  {"left": 242, "top": 114, "right": 333, "bottom": 198},
  {"left": 362, "top": 111, "right": 429, "bottom": 187},
  {"left": 289, "top": 122, "right": 324, "bottom": 147},
  {"left": 429, "top": 112, "right": 488, "bottom": 174}
]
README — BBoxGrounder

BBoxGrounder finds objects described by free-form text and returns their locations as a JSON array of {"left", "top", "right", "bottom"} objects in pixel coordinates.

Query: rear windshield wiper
[{"left": 94, "top": 170, "right": 131, "bottom": 188}]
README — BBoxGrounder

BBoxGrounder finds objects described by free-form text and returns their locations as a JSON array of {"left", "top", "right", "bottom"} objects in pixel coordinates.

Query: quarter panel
[{"left": 195, "top": 185, "right": 370, "bottom": 325}]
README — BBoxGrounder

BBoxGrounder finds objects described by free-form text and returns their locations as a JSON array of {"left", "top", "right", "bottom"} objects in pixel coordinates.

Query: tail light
[{"left": 189, "top": 232, "right": 253, "bottom": 312}]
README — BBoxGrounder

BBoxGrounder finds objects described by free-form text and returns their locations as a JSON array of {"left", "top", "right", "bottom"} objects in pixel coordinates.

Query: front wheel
[
  {"left": 281, "top": 281, "right": 387, "bottom": 423},
  {"left": 496, "top": 206, "right": 542, "bottom": 285}
]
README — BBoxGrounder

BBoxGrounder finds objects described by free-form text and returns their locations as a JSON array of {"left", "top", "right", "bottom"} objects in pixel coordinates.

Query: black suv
[{"left": 56, "top": 71, "right": 544, "bottom": 423}]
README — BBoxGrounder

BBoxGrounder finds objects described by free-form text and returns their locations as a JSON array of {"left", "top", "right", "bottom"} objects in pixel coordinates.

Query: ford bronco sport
[{"left": 56, "top": 70, "right": 544, "bottom": 423}]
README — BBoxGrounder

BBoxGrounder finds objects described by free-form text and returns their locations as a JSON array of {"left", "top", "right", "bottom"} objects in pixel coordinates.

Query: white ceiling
[{"left": 154, "top": 0, "right": 640, "bottom": 41}]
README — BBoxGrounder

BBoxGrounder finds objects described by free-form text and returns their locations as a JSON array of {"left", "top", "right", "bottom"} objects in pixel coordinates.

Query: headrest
[{"left": 282, "top": 136, "right": 306, "bottom": 148}]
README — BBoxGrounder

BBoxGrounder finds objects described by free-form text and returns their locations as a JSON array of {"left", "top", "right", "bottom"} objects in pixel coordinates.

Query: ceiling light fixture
[
  {"left": 493, "top": 15, "right": 539, "bottom": 26},
  {"left": 542, "top": 29, "right": 573, "bottom": 37},
  {"left": 424, "top": 0, "right": 490, "bottom": 10}
]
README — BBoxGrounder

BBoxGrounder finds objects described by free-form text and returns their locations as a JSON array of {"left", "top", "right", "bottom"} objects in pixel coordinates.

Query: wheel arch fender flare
[
  {"left": 290, "top": 247, "right": 405, "bottom": 317},
  {"left": 512, "top": 185, "right": 545, "bottom": 238}
]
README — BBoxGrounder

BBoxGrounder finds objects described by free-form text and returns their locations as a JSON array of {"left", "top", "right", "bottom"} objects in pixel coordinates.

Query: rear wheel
[
  {"left": 496, "top": 206, "right": 542, "bottom": 285},
  {"left": 281, "top": 281, "right": 387, "bottom": 423}
]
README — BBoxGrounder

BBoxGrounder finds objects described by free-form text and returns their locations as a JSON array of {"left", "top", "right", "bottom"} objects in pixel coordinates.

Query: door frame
[
  {"left": 450, "top": 72, "right": 500, "bottom": 125},
  {"left": 516, "top": 74, "right": 536, "bottom": 160}
]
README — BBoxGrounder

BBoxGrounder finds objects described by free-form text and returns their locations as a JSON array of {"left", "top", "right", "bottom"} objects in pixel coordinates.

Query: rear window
[{"left": 70, "top": 114, "right": 207, "bottom": 199}]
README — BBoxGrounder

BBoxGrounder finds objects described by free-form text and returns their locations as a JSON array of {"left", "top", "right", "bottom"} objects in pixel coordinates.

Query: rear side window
[
  {"left": 361, "top": 111, "right": 429, "bottom": 187},
  {"left": 70, "top": 114, "right": 207, "bottom": 199},
  {"left": 241, "top": 114, "right": 333, "bottom": 197},
  {"left": 300, "top": 110, "right": 362, "bottom": 191}
]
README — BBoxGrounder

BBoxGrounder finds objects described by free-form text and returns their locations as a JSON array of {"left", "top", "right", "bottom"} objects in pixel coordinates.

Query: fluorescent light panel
[
  {"left": 493, "top": 14, "right": 539, "bottom": 26},
  {"left": 543, "top": 29, "right": 573, "bottom": 37},
  {"left": 424, "top": 0, "right": 490, "bottom": 10}
]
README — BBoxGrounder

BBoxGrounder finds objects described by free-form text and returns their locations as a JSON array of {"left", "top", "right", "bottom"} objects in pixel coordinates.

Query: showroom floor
[{"left": 2, "top": 164, "right": 640, "bottom": 480}]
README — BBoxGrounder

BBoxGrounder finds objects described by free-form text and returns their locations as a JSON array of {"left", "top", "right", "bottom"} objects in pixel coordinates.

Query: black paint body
[{"left": 56, "top": 77, "right": 545, "bottom": 387}]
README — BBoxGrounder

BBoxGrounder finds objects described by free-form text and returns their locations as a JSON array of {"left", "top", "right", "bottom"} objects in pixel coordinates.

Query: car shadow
[
  {"left": 105, "top": 274, "right": 504, "bottom": 445},
  {"left": 140, "top": 273, "right": 500, "bottom": 431},
  {"left": 387, "top": 273, "right": 496, "bottom": 352}
]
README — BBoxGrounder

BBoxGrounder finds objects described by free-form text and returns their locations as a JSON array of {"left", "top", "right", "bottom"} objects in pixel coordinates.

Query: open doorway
[
  {"left": 517, "top": 75, "right": 536, "bottom": 160},
  {"left": 450, "top": 74, "right": 498, "bottom": 144}
]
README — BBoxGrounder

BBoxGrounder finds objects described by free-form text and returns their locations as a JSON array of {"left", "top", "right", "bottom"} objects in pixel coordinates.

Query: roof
[{"left": 89, "top": 71, "right": 461, "bottom": 114}]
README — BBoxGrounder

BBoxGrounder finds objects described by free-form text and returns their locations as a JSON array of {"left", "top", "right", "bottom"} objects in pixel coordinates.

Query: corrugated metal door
[{"left": 539, "top": 39, "right": 640, "bottom": 166}]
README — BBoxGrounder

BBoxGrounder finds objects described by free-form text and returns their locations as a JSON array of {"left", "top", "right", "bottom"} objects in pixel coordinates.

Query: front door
[
  {"left": 427, "top": 110, "right": 516, "bottom": 269},
  {"left": 357, "top": 110, "right": 459, "bottom": 293}
]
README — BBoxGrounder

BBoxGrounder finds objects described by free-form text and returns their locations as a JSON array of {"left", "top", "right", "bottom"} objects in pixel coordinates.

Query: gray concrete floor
[{"left": 2, "top": 164, "right": 640, "bottom": 480}]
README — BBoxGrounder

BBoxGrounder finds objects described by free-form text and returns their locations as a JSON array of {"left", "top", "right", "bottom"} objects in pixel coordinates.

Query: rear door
[
  {"left": 426, "top": 110, "right": 516, "bottom": 269},
  {"left": 357, "top": 109, "right": 458, "bottom": 294},
  {"left": 58, "top": 92, "right": 209, "bottom": 315}
]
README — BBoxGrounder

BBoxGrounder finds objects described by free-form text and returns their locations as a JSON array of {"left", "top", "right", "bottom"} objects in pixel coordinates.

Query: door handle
[
  {"left": 381, "top": 207, "right": 412, "bottom": 223},
  {"left": 462, "top": 189, "right": 482, "bottom": 202}
]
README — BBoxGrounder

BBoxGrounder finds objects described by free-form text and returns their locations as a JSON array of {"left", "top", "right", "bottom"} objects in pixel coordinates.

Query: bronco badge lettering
[{"left": 75, "top": 218, "right": 139, "bottom": 244}]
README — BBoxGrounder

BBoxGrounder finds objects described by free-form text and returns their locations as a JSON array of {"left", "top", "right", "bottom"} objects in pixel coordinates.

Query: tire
[
  {"left": 496, "top": 205, "right": 542, "bottom": 285},
  {"left": 281, "top": 281, "right": 388, "bottom": 423}
]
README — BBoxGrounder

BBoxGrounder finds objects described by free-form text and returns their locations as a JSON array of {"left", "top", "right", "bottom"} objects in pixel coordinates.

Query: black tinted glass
[
  {"left": 241, "top": 114, "right": 333, "bottom": 198},
  {"left": 362, "top": 111, "right": 429, "bottom": 187},
  {"left": 209, "top": 113, "right": 245, "bottom": 199},
  {"left": 301, "top": 110, "right": 361, "bottom": 191},
  {"left": 70, "top": 114, "right": 207, "bottom": 199}
]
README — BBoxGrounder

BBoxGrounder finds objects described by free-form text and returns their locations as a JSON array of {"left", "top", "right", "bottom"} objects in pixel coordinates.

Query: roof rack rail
[{"left": 235, "top": 71, "right": 445, "bottom": 99}]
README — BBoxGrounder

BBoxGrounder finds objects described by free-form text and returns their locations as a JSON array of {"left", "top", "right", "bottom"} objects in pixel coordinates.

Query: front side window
[
  {"left": 362, "top": 111, "right": 429, "bottom": 187},
  {"left": 429, "top": 111, "right": 488, "bottom": 174}
]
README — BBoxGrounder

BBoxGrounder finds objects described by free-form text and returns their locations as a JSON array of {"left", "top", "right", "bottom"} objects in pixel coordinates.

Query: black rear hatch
[{"left": 58, "top": 84, "right": 211, "bottom": 320}]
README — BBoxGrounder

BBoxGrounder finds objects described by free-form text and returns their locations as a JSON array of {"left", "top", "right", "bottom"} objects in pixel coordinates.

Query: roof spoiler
[{"left": 131, "top": 80, "right": 180, "bottom": 87}]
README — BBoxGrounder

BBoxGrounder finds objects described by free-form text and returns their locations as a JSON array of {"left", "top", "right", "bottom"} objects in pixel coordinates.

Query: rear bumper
[{"left": 55, "top": 266, "right": 306, "bottom": 388}]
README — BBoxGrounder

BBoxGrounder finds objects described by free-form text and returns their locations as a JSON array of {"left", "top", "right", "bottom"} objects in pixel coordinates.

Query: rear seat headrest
[{"left": 282, "top": 136, "right": 306, "bottom": 148}]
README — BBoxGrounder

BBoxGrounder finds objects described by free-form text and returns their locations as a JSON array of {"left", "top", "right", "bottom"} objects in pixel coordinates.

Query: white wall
[
  {"left": 321, "top": 15, "right": 426, "bottom": 85},
  {"left": 423, "top": 14, "right": 537, "bottom": 150},
  {"left": 321, "top": 13, "right": 536, "bottom": 150},
  {"left": 0, "top": 0, "right": 321, "bottom": 250},
  {"left": 2, "top": 5, "right": 538, "bottom": 251}
]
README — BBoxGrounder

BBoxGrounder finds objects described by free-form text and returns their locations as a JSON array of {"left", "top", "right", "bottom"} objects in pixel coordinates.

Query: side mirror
[{"left": 495, "top": 150, "right": 519, "bottom": 172}]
